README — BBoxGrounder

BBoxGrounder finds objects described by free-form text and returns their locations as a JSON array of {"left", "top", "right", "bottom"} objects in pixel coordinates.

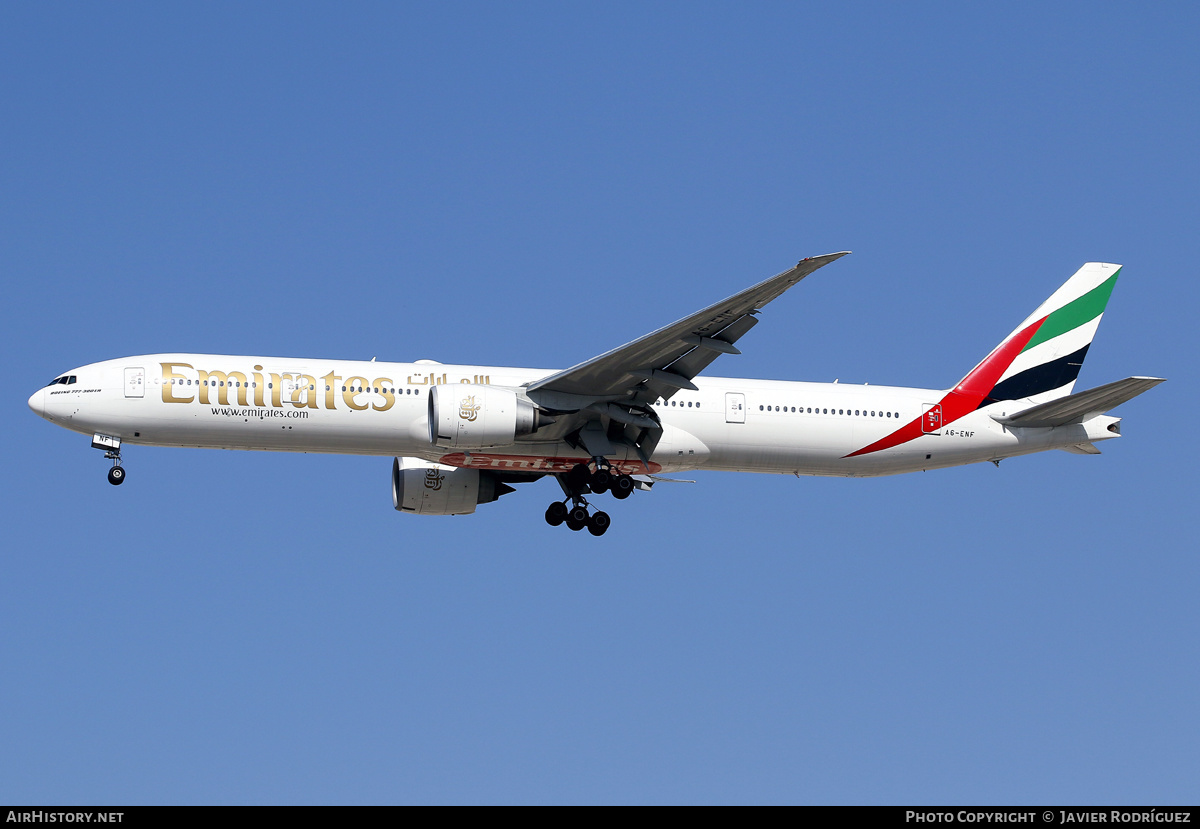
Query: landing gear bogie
[{"left": 548, "top": 459, "right": 638, "bottom": 535}]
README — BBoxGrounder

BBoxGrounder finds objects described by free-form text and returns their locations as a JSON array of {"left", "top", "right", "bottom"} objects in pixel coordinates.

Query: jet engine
[
  {"left": 392, "top": 457, "right": 515, "bottom": 516},
  {"left": 428, "top": 384, "right": 549, "bottom": 450}
]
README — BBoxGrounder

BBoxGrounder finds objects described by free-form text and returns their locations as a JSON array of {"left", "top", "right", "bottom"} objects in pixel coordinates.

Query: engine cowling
[
  {"left": 392, "top": 457, "right": 514, "bottom": 516},
  {"left": 428, "top": 384, "right": 547, "bottom": 450}
]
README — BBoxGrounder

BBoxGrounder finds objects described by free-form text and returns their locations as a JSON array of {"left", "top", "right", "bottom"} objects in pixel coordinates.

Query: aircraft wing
[{"left": 527, "top": 252, "right": 850, "bottom": 408}]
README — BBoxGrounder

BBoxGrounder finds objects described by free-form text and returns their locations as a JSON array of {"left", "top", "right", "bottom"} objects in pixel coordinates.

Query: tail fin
[{"left": 954, "top": 262, "right": 1121, "bottom": 407}]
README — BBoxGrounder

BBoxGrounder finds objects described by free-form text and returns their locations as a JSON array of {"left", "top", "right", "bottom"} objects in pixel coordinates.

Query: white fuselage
[{"left": 28, "top": 354, "right": 1120, "bottom": 478}]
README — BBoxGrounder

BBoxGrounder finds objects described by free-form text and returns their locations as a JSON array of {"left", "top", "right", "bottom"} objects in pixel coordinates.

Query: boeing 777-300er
[{"left": 29, "top": 253, "right": 1163, "bottom": 536}]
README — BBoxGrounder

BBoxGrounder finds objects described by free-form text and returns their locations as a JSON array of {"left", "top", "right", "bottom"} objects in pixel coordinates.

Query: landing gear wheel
[
  {"left": 590, "top": 468, "right": 612, "bottom": 494},
  {"left": 565, "top": 463, "right": 591, "bottom": 493},
  {"left": 107, "top": 466, "right": 126, "bottom": 486},
  {"left": 587, "top": 510, "right": 611, "bottom": 536},
  {"left": 545, "top": 501, "right": 568, "bottom": 527},
  {"left": 565, "top": 506, "right": 589, "bottom": 532},
  {"left": 611, "top": 474, "right": 634, "bottom": 500}
]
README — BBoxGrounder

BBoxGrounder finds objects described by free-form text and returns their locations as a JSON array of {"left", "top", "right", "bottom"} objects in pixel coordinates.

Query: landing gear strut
[{"left": 543, "top": 460, "right": 635, "bottom": 536}]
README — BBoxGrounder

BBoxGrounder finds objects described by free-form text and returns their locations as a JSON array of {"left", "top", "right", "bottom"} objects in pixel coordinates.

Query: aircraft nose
[{"left": 28, "top": 388, "right": 45, "bottom": 417}]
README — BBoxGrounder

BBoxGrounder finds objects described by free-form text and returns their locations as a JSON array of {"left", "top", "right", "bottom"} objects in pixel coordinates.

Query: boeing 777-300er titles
[{"left": 29, "top": 253, "right": 1163, "bottom": 536}]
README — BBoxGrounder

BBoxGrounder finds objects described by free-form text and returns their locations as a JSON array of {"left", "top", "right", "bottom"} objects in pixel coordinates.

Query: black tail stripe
[{"left": 978, "top": 344, "right": 1091, "bottom": 406}]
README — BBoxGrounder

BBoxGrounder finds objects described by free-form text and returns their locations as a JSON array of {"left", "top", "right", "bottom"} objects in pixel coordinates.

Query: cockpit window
[
  {"left": 67, "top": 376, "right": 77, "bottom": 384},
  {"left": 47, "top": 377, "right": 66, "bottom": 387}
]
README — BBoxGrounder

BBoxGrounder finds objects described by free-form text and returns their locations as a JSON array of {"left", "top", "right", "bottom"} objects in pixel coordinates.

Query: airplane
[{"left": 28, "top": 253, "right": 1163, "bottom": 536}]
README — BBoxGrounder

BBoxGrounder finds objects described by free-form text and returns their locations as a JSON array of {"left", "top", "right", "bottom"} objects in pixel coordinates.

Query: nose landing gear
[{"left": 92, "top": 433, "right": 126, "bottom": 486}]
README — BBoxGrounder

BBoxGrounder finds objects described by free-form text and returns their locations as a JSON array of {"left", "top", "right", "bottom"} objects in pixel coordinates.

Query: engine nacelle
[
  {"left": 392, "top": 457, "right": 514, "bottom": 516},
  {"left": 428, "top": 384, "right": 547, "bottom": 450}
]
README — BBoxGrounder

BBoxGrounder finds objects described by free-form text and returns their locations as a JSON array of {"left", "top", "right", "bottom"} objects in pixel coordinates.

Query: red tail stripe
[{"left": 844, "top": 316, "right": 1046, "bottom": 458}]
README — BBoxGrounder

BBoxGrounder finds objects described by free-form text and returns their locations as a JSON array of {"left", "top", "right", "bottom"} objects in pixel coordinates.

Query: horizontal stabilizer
[{"left": 995, "top": 376, "right": 1165, "bottom": 428}]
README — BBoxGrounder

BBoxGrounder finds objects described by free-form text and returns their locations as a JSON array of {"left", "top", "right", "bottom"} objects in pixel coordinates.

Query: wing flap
[{"left": 995, "top": 376, "right": 1165, "bottom": 428}]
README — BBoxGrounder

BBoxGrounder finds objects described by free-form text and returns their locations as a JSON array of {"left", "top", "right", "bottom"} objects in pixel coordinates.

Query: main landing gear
[{"left": 544, "top": 461, "right": 635, "bottom": 536}]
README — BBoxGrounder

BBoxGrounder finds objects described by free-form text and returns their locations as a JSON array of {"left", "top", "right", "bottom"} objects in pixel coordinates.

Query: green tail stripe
[{"left": 1022, "top": 270, "right": 1119, "bottom": 353}]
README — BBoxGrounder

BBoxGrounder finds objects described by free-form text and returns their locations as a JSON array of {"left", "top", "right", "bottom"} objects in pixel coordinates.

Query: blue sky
[{"left": 2, "top": 3, "right": 1197, "bottom": 804}]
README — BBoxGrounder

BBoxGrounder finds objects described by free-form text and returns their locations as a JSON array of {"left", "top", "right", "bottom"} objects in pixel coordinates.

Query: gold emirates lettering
[{"left": 160, "top": 362, "right": 398, "bottom": 412}]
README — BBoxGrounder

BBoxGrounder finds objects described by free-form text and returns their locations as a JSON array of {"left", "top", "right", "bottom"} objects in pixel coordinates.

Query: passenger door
[
  {"left": 921, "top": 402, "right": 942, "bottom": 434},
  {"left": 124, "top": 367, "right": 144, "bottom": 398},
  {"left": 725, "top": 392, "right": 746, "bottom": 424}
]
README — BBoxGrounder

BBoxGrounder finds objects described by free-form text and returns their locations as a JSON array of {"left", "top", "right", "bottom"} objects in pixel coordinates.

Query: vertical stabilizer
[{"left": 955, "top": 262, "right": 1121, "bottom": 407}]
